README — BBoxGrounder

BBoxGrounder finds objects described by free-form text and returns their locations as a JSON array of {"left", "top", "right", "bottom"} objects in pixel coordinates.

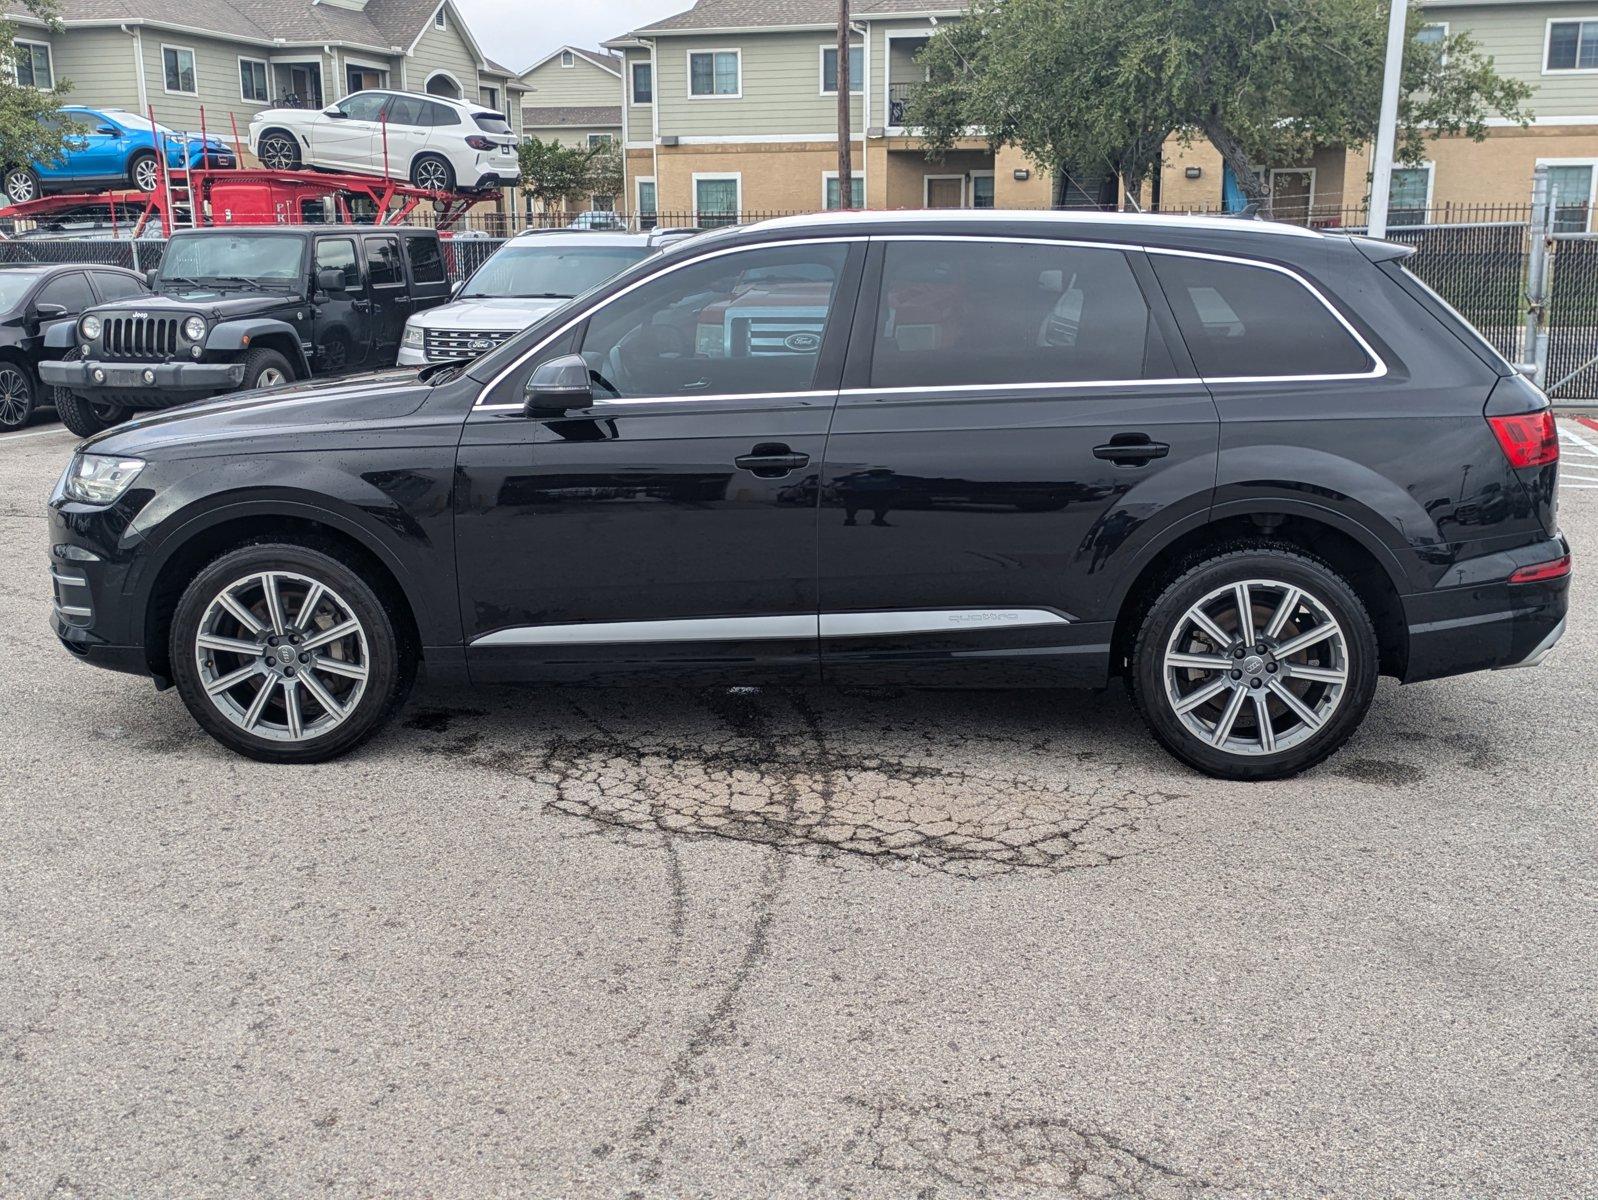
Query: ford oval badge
[{"left": 784, "top": 332, "right": 821, "bottom": 352}]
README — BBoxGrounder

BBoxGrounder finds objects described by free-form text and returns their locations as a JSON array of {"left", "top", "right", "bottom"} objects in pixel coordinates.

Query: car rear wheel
[
  {"left": 4, "top": 167, "right": 39, "bottom": 204},
  {"left": 242, "top": 347, "right": 295, "bottom": 391},
  {"left": 0, "top": 364, "right": 35, "bottom": 430},
  {"left": 169, "top": 542, "right": 413, "bottom": 763},
  {"left": 410, "top": 153, "right": 455, "bottom": 192},
  {"left": 54, "top": 389, "right": 128, "bottom": 437},
  {"left": 128, "top": 151, "right": 160, "bottom": 192},
  {"left": 1128, "top": 546, "right": 1379, "bottom": 781},
  {"left": 257, "top": 131, "right": 301, "bottom": 171}
]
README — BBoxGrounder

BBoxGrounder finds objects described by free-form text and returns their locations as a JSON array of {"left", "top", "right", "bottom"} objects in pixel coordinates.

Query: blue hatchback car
[{"left": 3, "top": 107, "right": 236, "bottom": 205}]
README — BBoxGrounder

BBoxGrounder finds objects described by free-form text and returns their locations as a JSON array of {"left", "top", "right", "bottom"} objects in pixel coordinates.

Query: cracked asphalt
[{"left": 2, "top": 418, "right": 1596, "bottom": 1198}]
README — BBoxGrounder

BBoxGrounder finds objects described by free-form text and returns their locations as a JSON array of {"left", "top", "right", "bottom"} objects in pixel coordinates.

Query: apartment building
[{"left": 518, "top": 46, "right": 623, "bottom": 149}]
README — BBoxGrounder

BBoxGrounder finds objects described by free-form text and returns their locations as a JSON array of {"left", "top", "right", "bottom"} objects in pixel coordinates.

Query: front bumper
[
  {"left": 47, "top": 503, "right": 158, "bottom": 683},
  {"left": 40, "top": 358, "right": 245, "bottom": 406},
  {"left": 397, "top": 345, "right": 426, "bottom": 367}
]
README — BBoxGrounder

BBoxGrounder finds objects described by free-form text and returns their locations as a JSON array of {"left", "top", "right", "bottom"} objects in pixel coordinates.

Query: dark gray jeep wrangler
[{"left": 42, "top": 224, "right": 452, "bottom": 435}]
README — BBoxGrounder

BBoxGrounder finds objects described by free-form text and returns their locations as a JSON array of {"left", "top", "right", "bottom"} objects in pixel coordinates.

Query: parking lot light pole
[{"left": 1366, "top": 0, "right": 1410, "bottom": 240}]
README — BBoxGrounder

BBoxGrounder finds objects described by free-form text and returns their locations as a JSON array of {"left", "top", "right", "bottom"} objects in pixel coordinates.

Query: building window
[
  {"left": 434, "top": 6, "right": 446, "bottom": 29},
  {"left": 588, "top": 133, "right": 614, "bottom": 147},
  {"left": 820, "top": 44, "right": 864, "bottom": 95},
  {"left": 347, "top": 65, "right": 386, "bottom": 93},
  {"left": 481, "top": 85, "right": 499, "bottom": 110},
  {"left": 1389, "top": 165, "right": 1432, "bottom": 226},
  {"left": 694, "top": 174, "right": 740, "bottom": 226},
  {"left": 163, "top": 45, "right": 197, "bottom": 95},
  {"left": 591, "top": 194, "right": 615, "bottom": 212},
  {"left": 1547, "top": 19, "right": 1598, "bottom": 71},
  {"left": 971, "top": 173, "right": 995, "bottom": 208},
  {"left": 824, "top": 173, "right": 864, "bottom": 209},
  {"left": 1547, "top": 163, "right": 1595, "bottom": 232},
  {"left": 13, "top": 40, "right": 52, "bottom": 90},
  {"left": 688, "top": 49, "right": 740, "bottom": 97},
  {"left": 1415, "top": 22, "right": 1447, "bottom": 49},
  {"left": 631, "top": 61, "right": 653, "bottom": 104},
  {"left": 560, "top": 50, "right": 574, "bottom": 68},
  {"left": 637, "top": 178, "right": 657, "bottom": 230},
  {"left": 239, "top": 57, "right": 269, "bottom": 103}
]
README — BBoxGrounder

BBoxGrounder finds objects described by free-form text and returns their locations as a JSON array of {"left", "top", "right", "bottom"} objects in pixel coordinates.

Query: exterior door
[
  {"left": 311, "top": 236, "right": 370, "bottom": 372},
  {"left": 453, "top": 239, "right": 866, "bottom": 683},
  {"left": 317, "top": 92, "right": 386, "bottom": 170},
  {"left": 361, "top": 234, "right": 411, "bottom": 363},
  {"left": 1269, "top": 170, "right": 1314, "bottom": 224},
  {"left": 818, "top": 236, "right": 1219, "bottom": 687},
  {"left": 925, "top": 176, "right": 964, "bottom": 209}
]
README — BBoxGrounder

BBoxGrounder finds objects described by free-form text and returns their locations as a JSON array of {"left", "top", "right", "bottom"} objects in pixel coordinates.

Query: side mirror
[
  {"left": 317, "top": 266, "right": 348, "bottom": 293},
  {"left": 33, "top": 302, "right": 67, "bottom": 320},
  {"left": 450, "top": 279, "right": 463, "bottom": 297},
  {"left": 323, "top": 105, "right": 346, "bottom": 119},
  {"left": 96, "top": 125, "right": 120, "bottom": 136},
  {"left": 145, "top": 268, "right": 159, "bottom": 288},
  {"left": 524, "top": 353, "right": 593, "bottom": 414}
]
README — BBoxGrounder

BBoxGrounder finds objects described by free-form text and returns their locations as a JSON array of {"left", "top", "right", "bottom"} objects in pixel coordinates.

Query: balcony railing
[{"left": 888, "top": 82, "right": 923, "bottom": 126}]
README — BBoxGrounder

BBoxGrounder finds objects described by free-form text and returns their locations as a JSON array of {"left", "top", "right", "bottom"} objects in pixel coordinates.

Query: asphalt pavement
[{"left": 1, "top": 416, "right": 1594, "bottom": 1198}]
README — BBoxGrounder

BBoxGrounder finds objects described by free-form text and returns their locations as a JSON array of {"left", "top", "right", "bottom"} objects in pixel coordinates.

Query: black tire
[
  {"left": 257, "top": 130, "right": 301, "bottom": 171},
  {"left": 54, "top": 389, "right": 128, "bottom": 437},
  {"left": 1127, "top": 544, "right": 1379, "bottom": 781},
  {"left": 241, "top": 347, "right": 295, "bottom": 391},
  {"left": 410, "top": 153, "right": 455, "bottom": 192},
  {"left": 128, "top": 150, "right": 160, "bottom": 192},
  {"left": 0, "top": 361, "right": 35, "bottom": 430},
  {"left": 3, "top": 166, "right": 39, "bottom": 204},
  {"left": 169, "top": 541, "right": 413, "bottom": 763}
]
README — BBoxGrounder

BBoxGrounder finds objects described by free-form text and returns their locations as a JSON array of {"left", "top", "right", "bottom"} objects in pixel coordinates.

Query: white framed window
[
  {"left": 822, "top": 171, "right": 864, "bottom": 210},
  {"left": 434, "top": 6, "right": 446, "bottom": 29},
  {"left": 687, "top": 48, "right": 740, "bottom": 98},
  {"left": 631, "top": 60, "right": 653, "bottom": 104},
  {"left": 819, "top": 43, "right": 864, "bottom": 95},
  {"left": 1389, "top": 163, "right": 1434, "bottom": 226},
  {"left": 693, "top": 172, "right": 740, "bottom": 225},
  {"left": 480, "top": 85, "right": 499, "bottom": 109},
  {"left": 1416, "top": 22, "right": 1448, "bottom": 47},
  {"left": 1538, "top": 158, "right": 1597, "bottom": 232},
  {"left": 560, "top": 50, "right": 574, "bottom": 68},
  {"left": 636, "top": 176, "right": 657, "bottom": 213},
  {"left": 1545, "top": 17, "right": 1598, "bottom": 72},
  {"left": 588, "top": 132, "right": 614, "bottom": 147},
  {"left": 13, "top": 40, "right": 53, "bottom": 90},
  {"left": 162, "top": 44, "right": 197, "bottom": 95},
  {"left": 239, "top": 56, "right": 269, "bottom": 103},
  {"left": 1267, "top": 166, "right": 1317, "bottom": 224},
  {"left": 971, "top": 171, "right": 995, "bottom": 209}
]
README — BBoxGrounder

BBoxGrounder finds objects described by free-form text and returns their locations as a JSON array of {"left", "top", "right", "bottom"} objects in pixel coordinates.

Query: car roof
[
  {"left": 169, "top": 224, "right": 436, "bottom": 238},
  {"left": 510, "top": 229, "right": 654, "bottom": 246},
  {"left": 741, "top": 208, "right": 1325, "bottom": 241},
  {"left": 345, "top": 88, "right": 499, "bottom": 116}
]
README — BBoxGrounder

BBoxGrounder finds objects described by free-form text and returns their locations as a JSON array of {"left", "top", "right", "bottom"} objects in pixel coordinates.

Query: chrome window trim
[
  {"left": 469, "top": 608, "right": 1072, "bottom": 648},
  {"left": 470, "top": 232, "right": 1387, "bottom": 412}
]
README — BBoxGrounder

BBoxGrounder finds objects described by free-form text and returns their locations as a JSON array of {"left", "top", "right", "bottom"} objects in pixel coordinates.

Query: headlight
[
  {"left": 63, "top": 454, "right": 145, "bottom": 505},
  {"left": 79, "top": 314, "right": 102, "bottom": 340},
  {"left": 182, "top": 315, "right": 206, "bottom": 342},
  {"left": 401, "top": 323, "right": 424, "bottom": 349}
]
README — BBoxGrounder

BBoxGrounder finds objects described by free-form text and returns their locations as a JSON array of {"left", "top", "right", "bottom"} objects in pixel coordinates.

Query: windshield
[
  {"left": 158, "top": 234, "right": 306, "bottom": 287},
  {"left": 0, "top": 272, "right": 43, "bottom": 310},
  {"left": 460, "top": 243, "right": 649, "bottom": 300}
]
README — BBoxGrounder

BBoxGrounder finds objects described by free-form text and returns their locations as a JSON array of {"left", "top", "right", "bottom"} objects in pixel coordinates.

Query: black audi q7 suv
[{"left": 46, "top": 211, "right": 1569, "bottom": 779}]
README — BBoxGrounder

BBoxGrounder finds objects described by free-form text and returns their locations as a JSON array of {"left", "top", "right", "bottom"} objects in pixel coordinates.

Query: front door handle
[
  {"left": 1093, "top": 433, "right": 1170, "bottom": 465},
  {"left": 735, "top": 443, "right": 810, "bottom": 478}
]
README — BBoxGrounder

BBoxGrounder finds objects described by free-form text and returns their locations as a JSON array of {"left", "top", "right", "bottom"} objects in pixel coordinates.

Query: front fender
[
  {"left": 44, "top": 322, "right": 77, "bottom": 350},
  {"left": 206, "top": 318, "right": 311, "bottom": 376}
]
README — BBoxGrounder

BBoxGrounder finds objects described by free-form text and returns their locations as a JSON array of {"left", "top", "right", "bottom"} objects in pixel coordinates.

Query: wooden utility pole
[{"left": 836, "top": 0, "right": 853, "bottom": 209}]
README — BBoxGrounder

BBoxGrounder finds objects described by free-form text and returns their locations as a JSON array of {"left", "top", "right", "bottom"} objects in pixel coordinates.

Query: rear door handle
[
  {"left": 1093, "top": 434, "right": 1170, "bottom": 465},
  {"left": 735, "top": 443, "right": 810, "bottom": 478}
]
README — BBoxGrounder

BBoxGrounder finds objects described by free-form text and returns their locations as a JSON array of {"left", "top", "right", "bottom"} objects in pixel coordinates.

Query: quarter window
[
  {"left": 869, "top": 241, "right": 1172, "bottom": 389},
  {"left": 163, "top": 46, "right": 197, "bottom": 95},
  {"left": 1547, "top": 19, "right": 1598, "bottom": 70},
  {"left": 688, "top": 50, "right": 739, "bottom": 97},
  {"left": 631, "top": 61, "right": 653, "bottom": 104},
  {"left": 577, "top": 243, "right": 851, "bottom": 400},
  {"left": 405, "top": 236, "right": 446, "bottom": 284},
  {"left": 366, "top": 237, "right": 403, "bottom": 286},
  {"left": 1149, "top": 253, "right": 1375, "bottom": 378},
  {"left": 315, "top": 238, "right": 361, "bottom": 290},
  {"left": 240, "top": 58, "right": 269, "bottom": 103},
  {"left": 14, "top": 41, "right": 53, "bottom": 89}
]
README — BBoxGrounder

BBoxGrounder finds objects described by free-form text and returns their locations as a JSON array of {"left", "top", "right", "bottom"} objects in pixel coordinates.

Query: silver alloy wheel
[
  {"left": 132, "top": 156, "right": 159, "bottom": 191},
  {"left": 256, "top": 367, "right": 287, "bottom": 388},
  {"left": 0, "top": 366, "right": 29, "bottom": 428},
  {"left": 260, "top": 136, "right": 296, "bottom": 170},
  {"left": 1162, "top": 578, "right": 1349, "bottom": 757},
  {"left": 414, "top": 159, "right": 449, "bottom": 190},
  {"left": 194, "top": 570, "right": 370, "bottom": 743},
  {"left": 5, "top": 170, "right": 34, "bottom": 202}
]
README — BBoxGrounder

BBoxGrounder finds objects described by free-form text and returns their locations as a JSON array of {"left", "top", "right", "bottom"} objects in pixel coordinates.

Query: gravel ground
[{"left": 1, "top": 418, "right": 1594, "bottom": 1199}]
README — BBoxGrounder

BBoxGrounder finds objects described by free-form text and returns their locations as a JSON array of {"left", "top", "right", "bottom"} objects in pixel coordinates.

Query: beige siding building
[{"left": 518, "top": 47, "right": 624, "bottom": 149}]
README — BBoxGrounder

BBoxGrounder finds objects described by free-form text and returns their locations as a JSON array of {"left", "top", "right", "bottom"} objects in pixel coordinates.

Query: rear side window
[
  {"left": 869, "top": 240, "right": 1173, "bottom": 389},
  {"left": 425, "top": 101, "right": 459, "bottom": 127},
  {"left": 366, "top": 237, "right": 403, "bottom": 286},
  {"left": 1149, "top": 253, "right": 1376, "bottom": 379},
  {"left": 405, "top": 236, "right": 446, "bottom": 284}
]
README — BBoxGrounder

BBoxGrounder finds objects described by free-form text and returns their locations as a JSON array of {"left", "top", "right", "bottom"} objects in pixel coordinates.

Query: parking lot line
[
  {"left": 1562, "top": 421, "right": 1598, "bottom": 489},
  {"left": 0, "top": 425, "right": 75, "bottom": 444}
]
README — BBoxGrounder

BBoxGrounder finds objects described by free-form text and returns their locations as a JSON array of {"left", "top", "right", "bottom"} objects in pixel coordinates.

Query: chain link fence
[{"left": 1545, "top": 234, "right": 1598, "bottom": 402}]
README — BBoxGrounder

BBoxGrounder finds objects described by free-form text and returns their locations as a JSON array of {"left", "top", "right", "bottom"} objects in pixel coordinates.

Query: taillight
[
  {"left": 1488, "top": 410, "right": 1559, "bottom": 468},
  {"left": 1509, "top": 554, "right": 1571, "bottom": 584},
  {"left": 465, "top": 135, "right": 496, "bottom": 150}
]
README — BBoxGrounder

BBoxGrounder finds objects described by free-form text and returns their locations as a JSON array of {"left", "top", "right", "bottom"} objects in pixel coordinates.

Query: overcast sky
[{"left": 455, "top": 0, "right": 688, "bottom": 73}]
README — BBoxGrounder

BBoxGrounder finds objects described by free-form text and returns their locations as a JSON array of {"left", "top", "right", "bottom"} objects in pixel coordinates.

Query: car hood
[
  {"left": 124, "top": 290, "right": 299, "bottom": 319},
  {"left": 82, "top": 368, "right": 436, "bottom": 457},
  {"left": 410, "top": 296, "right": 568, "bottom": 331}
]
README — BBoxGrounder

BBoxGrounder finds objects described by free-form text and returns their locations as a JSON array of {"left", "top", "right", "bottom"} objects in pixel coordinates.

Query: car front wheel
[
  {"left": 54, "top": 390, "right": 127, "bottom": 437},
  {"left": 0, "top": 363, "right": 35, "bottom": 430},
  {"left": 169, "top": 542, "right": 413, "bottom": 762},
  {"left": 1128, "top": 546, "right": 1379, "bottom": 780},
  {"left": 242, "top": 347, "right": 295, "bottom": 390},
  {"left": 258, "top": 131, "right": 301, "bottom": 171}
]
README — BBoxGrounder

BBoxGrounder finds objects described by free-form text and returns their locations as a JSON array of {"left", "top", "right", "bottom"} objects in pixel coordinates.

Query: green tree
[
  {"left": 0, "top": 0, "right": 74, "bottom": 181},
  {"left": 518, "top": 136, "right": 620, "bottom": 212},
  {"left": 909, "top": 0, "right": 1534, "bottom": 209}
]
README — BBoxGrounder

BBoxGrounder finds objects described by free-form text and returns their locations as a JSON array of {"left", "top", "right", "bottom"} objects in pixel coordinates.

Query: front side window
[
  {"left": 240, "top": 58, "right": 269, "bottom": 102},
  {"left": 689, "top": 50, "right": 739, "bottom": 97},
  {"left": 337, "top": 93, "right": 389, "bottom": 123},
  {"left": 821, "top": 44, "right": 864, "bottom": 94},
  {"left": 36, "top": 272, "right": 94, "bottom": 315},
  {"left": 632, "top": 61, "right": 653, "bottom": 104},
  {"left": 366, "top": 237, "right": 403, "bottom": 286},
  {"left": 1149, "top": 253, "right": 1376, "bottom": 379},
  {"left": 405, "top": 236, "right": 446, "bottom": 284},
  {"left": 694, "top": 176, "right": 739, "bottom": 226},
  {"left": 869, "top": 241, "right": 1170, "bottom": 389},
  {"left": 163, "top": 46, "right": 196, "bottom": 95},
  {"left": 1547, "top": 19, "right": 1598, "bottom": 70},
  {"left": 14, "top": 41, "right": 53, "bottom": 90},
  {"left": 1548, "top": 164, "right": 1594, "bottom": 232},
  {"left": 577, "top": 243, "right": 851, "bottom": 400},
  {"left": 315, "top": 238, "right": 360, "bottom": 289}
]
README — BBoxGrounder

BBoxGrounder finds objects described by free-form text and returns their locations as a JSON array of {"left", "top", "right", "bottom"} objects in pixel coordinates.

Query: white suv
[
  {"left": 249, "top": 90, "right": 518, "bottom": 193},
  {"left": 398, "top": 230, "right": 665, "bottom": 366}
]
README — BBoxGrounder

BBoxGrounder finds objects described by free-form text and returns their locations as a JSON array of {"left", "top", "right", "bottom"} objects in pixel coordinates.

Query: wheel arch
[
  {"left": 207, "top": 318, "right": 311, "bottom": 377},
  {"left": 1111, "top": 505, "right": 1409, "bottom": 680}
]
